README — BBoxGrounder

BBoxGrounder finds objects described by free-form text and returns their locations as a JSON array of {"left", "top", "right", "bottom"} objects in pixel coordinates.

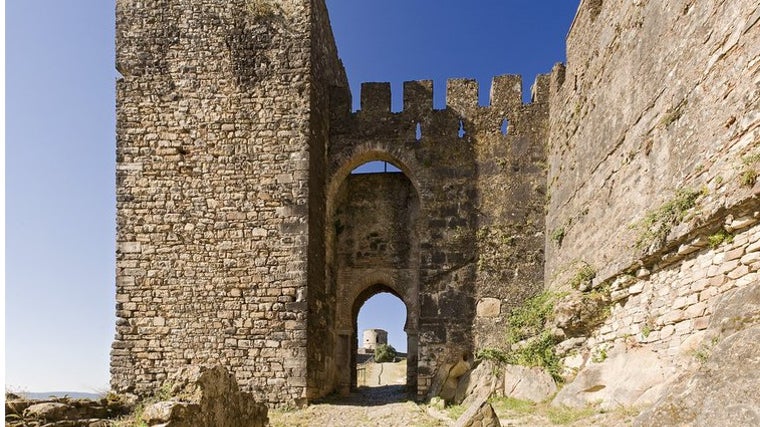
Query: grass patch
[
  {"left": 740, "top": 169, "right": 758, "bottom": 187},
  {"left": 507, "top": 292, "right": 556, "bottom": 343},
  {"left": 739, "top": 154, "right": 759, "bottom": 187},
  {"left": 476, "top": 291, "right": 564, "bottom": 382},
  {"left": 633, "top": 188, "right": 704, "bottom": 250},
  {"left": 476, "top": 347, "right": 510, "bottom": 363},
  {"left": 446, "top": 404, "right": 467, "bottom": 420},
  {"left": 546, "top": 405, "right": 599, "bottom": 424},
  {"left": 742, "top": 153, "right": 760, "bottom": 166},
  {"left": 507, "top": 332, "right": 563, "bottom": 383},
  {"left": 489, "top": 396, "right": 536, "bottom": 414}
]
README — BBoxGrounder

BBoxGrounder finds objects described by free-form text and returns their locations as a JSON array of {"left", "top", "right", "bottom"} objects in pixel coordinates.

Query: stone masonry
[
  {"left": 114, "top": 0, "right": 759, "bottom": 410},
  {"left": 114, "top": 0, "right": 547, "bottom": 405},
  {"left": 543, "top": 0, "right": 760, "bottom": 411}
]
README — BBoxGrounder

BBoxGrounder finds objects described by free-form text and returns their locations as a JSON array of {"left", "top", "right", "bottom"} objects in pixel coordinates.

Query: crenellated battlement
[
  {"left": 335, "top": 74, "right": 551, "bottom": 144},
  {"left": 354, "top": 74, "right": 550, "bottom": 118}
]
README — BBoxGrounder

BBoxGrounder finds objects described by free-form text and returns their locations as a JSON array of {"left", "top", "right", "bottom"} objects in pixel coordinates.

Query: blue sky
[{"left": 6, "top": 1, "right": 579, "bottom": 392}]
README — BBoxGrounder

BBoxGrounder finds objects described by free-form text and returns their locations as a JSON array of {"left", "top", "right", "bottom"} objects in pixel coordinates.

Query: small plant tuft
[
  {"left": 476, "top": 347, "right": 510, "bottom": 363},
  {"left": 742, "top": 153, "right": 760, "bottom": 166},
  {"left": 550, "top": 227, "right": 566, "bottom": 247},
  {"left": 633, "top": 187, "right": 704, "bottom": 250},
  {"left": 659, "top": 100, "right": 687, "bottom": 128},
  {"left": 506, "top": 291, "right": 556, "bottom": 343},
  {"left": 475, "top": 291, "right": 564, "bottom": 382},
  {"left": 506, "top": 292, "right": 564, "bottom": 382},
  {"left": 569, "top": 264, "right": 596, "bottom": 289},
  {"left": 507, "top": 332, "right": 563, "bottom": 382},
  {"left": 708, "top": 230, "right": 734, "bottom": 248},
  {"left": 591, "top": 345, "right": 609, "bottom": 363},
  {"left": 641, "top": 324, "right": 652, "bottom": 338},
  {"left": 739, "top": 169, "right": 757, "bottom": 187},
  {"left": 738, "top": 154, "right": 759, "bottom": 187}
]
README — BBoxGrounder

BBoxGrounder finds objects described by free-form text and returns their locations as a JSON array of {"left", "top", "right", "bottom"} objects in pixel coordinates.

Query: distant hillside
[{"left": 21, "top": 391, "right": 103, "bottom": 400}]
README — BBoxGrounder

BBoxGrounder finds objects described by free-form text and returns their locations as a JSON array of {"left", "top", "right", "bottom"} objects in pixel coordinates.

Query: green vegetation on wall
[
  {"left": 632, "top": 188, "right": 705, "bottom": 250},
  {"left": 477, "top": 291, "right": 563, "bottom": 382}
]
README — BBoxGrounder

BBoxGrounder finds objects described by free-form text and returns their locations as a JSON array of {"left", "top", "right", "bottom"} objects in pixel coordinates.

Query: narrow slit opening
[
  {"left": 500, "top": 118, "right": 509, "bottom": 135},
  {"left": 458, "top": 120, "right": 465, "bottom": 138},
  {"left": 415, "top": 122, "right": 422, "bottom": 142}
]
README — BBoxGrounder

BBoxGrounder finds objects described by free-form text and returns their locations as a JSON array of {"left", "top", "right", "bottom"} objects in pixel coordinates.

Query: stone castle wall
[
  {"left": 546, "top": 0, "right": 759, "bottom": 286},
  {"left": 588, "top": 221, "right": 759, "bottom": 362},
  {"left": 113, "top": 0, "right": 758, "bottom": 408},
  {"left": 555, "top": 218, "right": 760, "bottom": 405},
  {"left": 113, "top": 0, "right": 548, "bottom": 404},
  {"left": 304, "top": 0, "right": 350, "bottom": 401},
  {"left": 324, "top": 77, "right": 548, "bottom": 397},
  {"left": 543, "top": 0, "right": 760, "bottom": 409}
]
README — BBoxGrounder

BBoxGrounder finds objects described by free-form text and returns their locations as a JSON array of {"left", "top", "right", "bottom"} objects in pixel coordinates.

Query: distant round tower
[{"left": 362, "top": 329, "right": 388, "bottom": 351}]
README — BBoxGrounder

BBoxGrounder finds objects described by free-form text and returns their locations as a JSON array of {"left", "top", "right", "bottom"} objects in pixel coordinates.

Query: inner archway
[
  {"left": 324, "top": 156, "right": 421, "bottom": 397},
  {"left": 354, "top": 289, "right": 409, "bottom": 390}
]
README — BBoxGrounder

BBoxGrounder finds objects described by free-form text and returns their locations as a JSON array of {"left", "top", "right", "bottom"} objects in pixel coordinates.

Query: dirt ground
[
  {"left": 269, "top": 385, "right": 640, "bottom": 427},
  {"left": 270, "top": 385, "right": 445, "bottom": 427}
]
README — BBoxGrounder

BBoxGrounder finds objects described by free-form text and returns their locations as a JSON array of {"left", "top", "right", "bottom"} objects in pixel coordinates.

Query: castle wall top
[{"left": 355, "top": 74, "right": 550, "bottom": 116}]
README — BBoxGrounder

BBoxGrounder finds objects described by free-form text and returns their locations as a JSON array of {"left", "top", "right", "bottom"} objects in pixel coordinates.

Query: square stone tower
[{"left": 112, "top": 0, "right": 347, "bottom": 405}]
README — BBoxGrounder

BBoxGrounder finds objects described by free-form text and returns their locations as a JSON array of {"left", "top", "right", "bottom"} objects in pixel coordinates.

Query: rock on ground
[
  {"left": 5, "top": 393, "right": 132, "bottom": 427},
  {"left": 454, "top": 395, "right": 501, "bottom": 427},
  {"left": 455, "top": 360, "right": 502, "bottom": 406},
  {"left": 142, "top": 364, "right": 268, "bottom": 427}
]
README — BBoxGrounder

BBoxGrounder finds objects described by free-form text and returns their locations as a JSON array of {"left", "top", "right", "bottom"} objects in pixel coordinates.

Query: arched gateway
[{"left": 328, "top": 161, "right": 421, "bottom": 394}]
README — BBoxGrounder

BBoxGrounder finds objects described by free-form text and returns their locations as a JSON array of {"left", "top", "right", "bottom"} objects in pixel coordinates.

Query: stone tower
[
  {"left": 113, "top": 0, "right": 348, "bottom": 405},
  {"left": 362, "top": 329, "right": 388, "bottom": 351}
]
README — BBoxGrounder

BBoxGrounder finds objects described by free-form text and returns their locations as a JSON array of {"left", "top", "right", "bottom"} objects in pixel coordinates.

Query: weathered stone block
[{"left": 476, "top": 298, "right": 501, "bottom": 317}]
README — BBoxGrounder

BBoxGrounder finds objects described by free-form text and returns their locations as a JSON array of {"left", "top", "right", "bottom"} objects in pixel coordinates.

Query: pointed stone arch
[
  {"left": 350, "top": 282, "right": 417, "bottom": 390},
  {"left": 320, "top": 153, "right": 422, "bottom": 395}
]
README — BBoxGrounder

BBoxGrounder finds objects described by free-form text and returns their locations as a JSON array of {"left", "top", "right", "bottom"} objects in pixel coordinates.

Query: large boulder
[
  {"left": 23, "top": 402, "right": 78, "bottom": 422},
  {"left": 502, "top": 365, "right": 557, "bottom": 403},
  {"left": 454, "top": 360, "right": 502, "bottom": 406},
  {"left": 552, "top": 343, "right": 675, "bottom": 410},
  {"left": 635, "top": 326, "right": 760, "bottom": 426},
  {"left": 142, "top": 365, "right": 268, "bottom": 427},
  {"left": 635, "top": 282, "right": 760, "bottom": 426}
]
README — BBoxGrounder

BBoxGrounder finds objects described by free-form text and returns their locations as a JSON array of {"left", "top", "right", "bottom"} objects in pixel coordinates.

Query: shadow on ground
[{"left": 312, "top": 385, "right": 415, "bottom": 407}]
